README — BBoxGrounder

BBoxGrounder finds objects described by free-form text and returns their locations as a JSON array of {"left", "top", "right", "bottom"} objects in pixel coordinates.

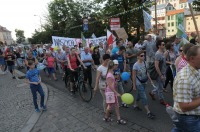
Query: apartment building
[
  {"left": 184, "top": 9, "right": 200, "bottom": 36},
  {"left": 0, "top": 25, "right": 13, "bottom": 45},
  {"left": 166, "top": 9, "right": 185, "bottom": 37}
]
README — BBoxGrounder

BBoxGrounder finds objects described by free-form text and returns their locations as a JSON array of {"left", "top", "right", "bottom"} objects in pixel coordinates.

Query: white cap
[{"left": 113, "top": 60, "right": 119, "bottom": 64}]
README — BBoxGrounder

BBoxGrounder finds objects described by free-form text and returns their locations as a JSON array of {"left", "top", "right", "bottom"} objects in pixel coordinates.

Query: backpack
[{"left": 148, "top": 60, "right": 163, "bottom": 80}]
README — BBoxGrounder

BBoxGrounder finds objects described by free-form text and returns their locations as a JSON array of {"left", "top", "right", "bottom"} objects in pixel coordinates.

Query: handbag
[
  {"left": 136, "top": 61, "right": 148, "bottom": 83},
  {"left": 105, "top": 92, "right": 115, "bottom": 103}
]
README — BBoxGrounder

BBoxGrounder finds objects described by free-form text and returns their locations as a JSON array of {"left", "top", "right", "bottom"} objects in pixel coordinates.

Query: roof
[
  {"left": 150, "top": 3, "right": 171, "bottom": 11},
  {"left": 166, "top": 9, "right": 184, "bottom": 16},
  {"left": 0, "top": 25, "right": 11, "bottom": 32},
  {"left": 179, "top": 0, "right": 187, "bottom": 3},
  {"left": 184, "top": 8, "right": 200, "bottom": 16}
]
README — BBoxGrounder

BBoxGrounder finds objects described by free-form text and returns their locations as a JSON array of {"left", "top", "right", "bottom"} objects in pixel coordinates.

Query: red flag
[{"left": 107, "top": 30, "right": 113, "bottom": 46}]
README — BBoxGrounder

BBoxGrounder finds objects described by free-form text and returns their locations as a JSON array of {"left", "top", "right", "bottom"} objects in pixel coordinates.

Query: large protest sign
[
  {"left": 88, "top": 36, "right": 106, "bottom": 46},
  {"left": 114, "top": 28, "right": 128, "bottom": 41},
  {"left": 52, "top": 36, "right": 107, "bottom": 48}
]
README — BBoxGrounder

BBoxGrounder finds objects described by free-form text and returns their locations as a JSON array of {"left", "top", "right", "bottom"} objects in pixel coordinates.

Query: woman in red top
[{"left": 67, "top": 47, "right": 86, "bottom": 94}]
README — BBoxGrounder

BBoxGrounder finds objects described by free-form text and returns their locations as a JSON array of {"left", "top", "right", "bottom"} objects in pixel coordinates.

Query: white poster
[{"left": 88, "top": 36, "right": 106, "bottom": 46}]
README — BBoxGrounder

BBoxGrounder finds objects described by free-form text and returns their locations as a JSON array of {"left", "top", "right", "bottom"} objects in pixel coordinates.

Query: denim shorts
[
  {"left": 136, "top": 84, "right": 148, "bottom": 106},
  {"left": 47, "top": 67, "right": 55, "bottom": 74}
]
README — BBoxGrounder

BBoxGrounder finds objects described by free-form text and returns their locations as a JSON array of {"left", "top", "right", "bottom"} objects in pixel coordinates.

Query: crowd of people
[{"left": 0, "top": 33, "right": 200, "bottom": 130}]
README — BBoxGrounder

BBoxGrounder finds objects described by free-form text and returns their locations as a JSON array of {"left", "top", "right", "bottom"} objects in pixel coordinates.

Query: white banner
[{"left": 52, "top": 36, "right": 107, "bottom": 48}]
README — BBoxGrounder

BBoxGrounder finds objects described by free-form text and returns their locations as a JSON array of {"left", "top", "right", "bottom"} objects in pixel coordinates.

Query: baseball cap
[{"left": 113, "top": 60, "right": 119, "bottom": 65}]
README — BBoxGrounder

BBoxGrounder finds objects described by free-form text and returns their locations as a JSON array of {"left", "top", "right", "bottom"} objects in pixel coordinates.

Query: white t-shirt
[
  {"left": 135, "top": 43, "right": 143, "bottom": 50},
  {"left": 97, "top": 65, "right": 108, "bottom": 89}
]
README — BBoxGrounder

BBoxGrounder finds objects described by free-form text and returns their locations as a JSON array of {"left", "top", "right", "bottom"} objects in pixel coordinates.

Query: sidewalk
[
  {"left": 32, "top": 84, "right": 153, "bottom": 132},
  {"left": 0, "top": 71, "right": 48, "bottom": 132}
]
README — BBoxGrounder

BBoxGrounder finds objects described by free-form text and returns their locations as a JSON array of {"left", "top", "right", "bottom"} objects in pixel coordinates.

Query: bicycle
[{"left": 64, "top": 66, "right": 93, "bottom": 102}]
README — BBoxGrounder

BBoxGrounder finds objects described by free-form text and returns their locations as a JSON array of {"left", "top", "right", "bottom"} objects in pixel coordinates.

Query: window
[
  {"left": 188, "top": 22, "right": 190, "bottom": 25},
  {"left": 191, "top": 18, "right": 193, "bottom": 20},
  {"left": 171, "top": 15, "right": 174, "bottom": 20},
  {"left": 174, "top": 3, "right": 176, "bottom": 7},
  {"left": 168, "top": 23, "right": 170, "bottom": 27},
  {"left": 168, "top": 30, "right": 170, "bottom": 32},
  {"left": 172, "top": 29, "right": 174, "bottom": 32},
  {"left": 168, "top": 16, "right": 170, "bottom": 20},
  {"left": 187, "top": 18, "right": 189, "bottom": 20},
  {"left": 171, "top": 22, "right": 174, "bottom": 26},
  {"left": 188, "top": 27, "right": 190, "bottom": 30},
  {"left": 195, "top": 17, "right": 198, "bottom": 19}
]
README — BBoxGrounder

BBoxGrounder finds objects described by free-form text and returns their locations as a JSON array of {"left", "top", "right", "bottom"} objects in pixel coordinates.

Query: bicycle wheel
[
  {"left": 123, "top": 79, "right": 133, "bottom": 93},
  {"left": 64, "top": 75, "right": 70, "bottom": 92},
  {"left": 78, "top": 82, "right": 92, "bottom": 102}
]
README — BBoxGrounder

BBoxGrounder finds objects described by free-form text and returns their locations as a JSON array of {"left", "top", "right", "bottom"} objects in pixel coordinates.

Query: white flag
[
  {"left": 188, "top": 0, "right": 194, "bottom": 3},
  {"left": 143, "top": 10, "right": 153, "bottom": 32}
]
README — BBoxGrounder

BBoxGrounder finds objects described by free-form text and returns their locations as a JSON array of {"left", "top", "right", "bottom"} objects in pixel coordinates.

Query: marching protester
[
  {"left": 67, "top": 47, "right": 86, "bottom": 95},
  {"left": 25, "top": 51, "right": 38, "bottom": 70},
  {"left": 106, "top": 44, "right": 113, "bottom": 55},
  {"left": 126, "top": 41, "right": 139, "bottom": 72},
  {"left": 172, "top": 45, "right": 200, "bottom": 131},
  {"left": 81, "top": 47, "right": 96, "bottom": 88},
  {"left": 46, "top": 52, "right": 58, "bottom": 81},
  {"left": 0, "top": 48, "right": 6, "bottom": 74},
  {"left": 104, "top": 60, "right": 127, "bottom": 125},
  {"left": 175, "top": 43, "right": 193, "bottom": 73},
  {"left": 149, "top": 40, "right": 168, "bottom": 105},
  {"left": 93, "top": 54, "right": 111, "bottom": 112},
  {"left": 162, "top": 42, "right": 176, "bottom": 92},
  {"left": 5, "top": 49, "right": 16, "bottom": 79},
  {"left": 55, "top": 48, "right": 65, "bottom": 74},
  {"left": 92, "top": 46, "right": 101, "bottom": 67},
  {"left": 143, "top": 35, "right": 156, "bottom": 68},
  {"left": 173, "top": 37, "right": 181, "bottom": 57},
  {"left": 132, "top": 50, "right": 155, "bottom": 119}
]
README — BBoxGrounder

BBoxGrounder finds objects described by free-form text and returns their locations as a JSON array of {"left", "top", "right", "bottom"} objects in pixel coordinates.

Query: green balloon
[{"left": 121, "top": 93, "right": 134, "bottom": 105}]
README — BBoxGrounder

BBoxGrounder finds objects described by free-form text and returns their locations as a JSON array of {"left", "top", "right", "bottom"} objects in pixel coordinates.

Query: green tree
[
  {"left": 193, "top": 0, "right": 200, "bottom": 11},
  {"left": 15, "top": 29, "right": 25, "bottom": 43}
]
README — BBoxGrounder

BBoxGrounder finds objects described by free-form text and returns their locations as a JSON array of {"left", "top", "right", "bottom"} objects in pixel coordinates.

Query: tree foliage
[
  {"left": 193, "top": 0, "right": 200, "bottom": 11},
  {"left": 30, "top": 0, "right": 150, "bottom": 44},
  {"left": 15, "top": 29, "right": 25, "bottom": 44}
]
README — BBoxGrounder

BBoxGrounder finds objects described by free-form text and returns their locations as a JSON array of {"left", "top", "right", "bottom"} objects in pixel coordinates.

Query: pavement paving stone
[
  {"left": 32, "top": 84, "right": 153, "bottom": 132},
  {"left": 0, "top": 73, "right": 34, "bottom": 132}
]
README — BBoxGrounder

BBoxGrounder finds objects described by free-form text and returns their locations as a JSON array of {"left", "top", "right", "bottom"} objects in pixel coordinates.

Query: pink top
[
  {"left": 105, "top": 72, "right": 116, "bottom": 93},
  {"left": 177, "top": 56, "right": 188, "bottom": 73},
  {"left": 47, "top": 57, "right": 54, "bottom": 67}
]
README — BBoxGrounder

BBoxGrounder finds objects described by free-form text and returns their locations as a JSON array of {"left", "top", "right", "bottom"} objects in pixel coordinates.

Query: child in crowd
[
  {"left": 104, "top": 60, "right": 126, "bottom": 125},
  {"left": 26, "top": 61, "right": 46, "bottom": 112},
  {"left": 46, "top": 52, "right": 57, "bottom": 81}
]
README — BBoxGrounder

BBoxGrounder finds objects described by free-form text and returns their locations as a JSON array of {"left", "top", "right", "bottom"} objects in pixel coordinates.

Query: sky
[{"left": 0, "top": 0, "right": 52, "bottom": 40}]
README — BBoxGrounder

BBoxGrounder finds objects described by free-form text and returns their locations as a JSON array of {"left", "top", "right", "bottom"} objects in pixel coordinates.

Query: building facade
[
  {"left": 0, "top": 25, "right": 13, "bottom": 45},
  {"left": 184, "top": 9, "right": 200, "bottom": 36}
]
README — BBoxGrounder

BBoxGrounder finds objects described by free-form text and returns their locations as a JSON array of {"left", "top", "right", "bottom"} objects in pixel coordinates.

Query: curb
[{"left": 15, "top": 70, "right": 49, "bottom": 132}]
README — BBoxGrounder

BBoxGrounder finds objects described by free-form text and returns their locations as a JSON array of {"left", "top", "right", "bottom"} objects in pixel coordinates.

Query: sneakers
[
  {"left": 35, "top": 108, "right": 41, "bottom": 113},
  {"left": 149, "top": 92, "right": 156, "bottom": 100},
  {"left": 41, "top": 105, "right": 47, "bottom": 111},
  {"left": 147, "top": 112, "right": 155, "bottom": 119},
  {"left": 12, "top": 76, "right": 16, "bottom": 79},
  {"left": 160, "top": 99, "right": 168, "bottom": 106}
]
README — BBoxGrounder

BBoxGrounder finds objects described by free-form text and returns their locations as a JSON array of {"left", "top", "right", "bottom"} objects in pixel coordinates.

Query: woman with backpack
[{"left": 132, "top": 50, "right": 155, "bottom": 119}]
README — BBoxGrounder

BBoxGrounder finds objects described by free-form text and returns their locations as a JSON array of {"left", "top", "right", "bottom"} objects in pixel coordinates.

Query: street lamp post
[{"left": 34, "top": 15, "right": 42, "bottom": 31}]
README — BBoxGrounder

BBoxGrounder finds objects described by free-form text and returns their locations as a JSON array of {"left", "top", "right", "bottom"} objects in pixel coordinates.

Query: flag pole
[{"left": 188, "top": 3, "right": 200, "bottom": 44}]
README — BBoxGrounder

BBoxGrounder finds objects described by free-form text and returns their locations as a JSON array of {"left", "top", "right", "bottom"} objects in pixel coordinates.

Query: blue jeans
[
  {"left": 172, "top": 114, "right": 200, "bottom": 132},
  {"left": 30, "top": 84, "right": 45, "bottom": 109},
  {"left": 152, "top": 76, "right": 164, "bottom": 100},
  {"left": 136, "top": 84, "right": 148, "bottom": 106}
]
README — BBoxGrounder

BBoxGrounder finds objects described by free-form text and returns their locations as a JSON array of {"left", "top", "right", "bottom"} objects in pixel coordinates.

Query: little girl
[
  {"left": 104, "top": 60, "right": 126, "bottom": 125},
  {"left": 46, "top": 52, "right": 57, "bottom": 81}
]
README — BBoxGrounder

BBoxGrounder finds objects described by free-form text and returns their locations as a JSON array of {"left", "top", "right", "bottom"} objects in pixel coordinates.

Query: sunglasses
[
  {"left": 140, "top": 55, "right": 145, "bottom": 57},
  {"left": 179, "top": 49, "right": 183, "bottom": 52}
]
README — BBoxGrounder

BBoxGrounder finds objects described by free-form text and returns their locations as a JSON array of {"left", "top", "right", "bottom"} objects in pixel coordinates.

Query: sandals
[
  {"left": 117, "top": 119, "right": 127, "bottom": 125},
  {"left": 103, "top": 117, "right": 113, "bottom": 122}
]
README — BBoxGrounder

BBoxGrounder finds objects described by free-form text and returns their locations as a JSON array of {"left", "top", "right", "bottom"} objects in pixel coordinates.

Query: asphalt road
[{"left": 20, "top": 68, "right": 174, "bottom": 132}]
